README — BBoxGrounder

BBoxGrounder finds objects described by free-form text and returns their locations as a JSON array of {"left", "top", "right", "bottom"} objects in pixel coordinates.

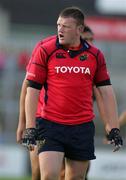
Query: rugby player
[{"left": 18, "top": 7, "right": 122, "bottom": 180}]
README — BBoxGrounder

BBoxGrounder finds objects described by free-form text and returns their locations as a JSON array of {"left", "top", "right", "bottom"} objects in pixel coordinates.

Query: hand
[
  {"left": 16, "top": 128, "right": 24, "bottom": 143},
  {"left": 21, "top": 128, "right": 38, "bottom": 151},
  {"left": 106, "top": 128, "right": 123, "bottom": 152},
  {"left": 16, "top": 123, "right": 25, "bottom": 143}
]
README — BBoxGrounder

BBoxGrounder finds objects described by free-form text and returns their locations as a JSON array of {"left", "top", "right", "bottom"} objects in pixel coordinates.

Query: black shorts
[{"left": 36, "top": 118, "right": 96, "bottom": 161}]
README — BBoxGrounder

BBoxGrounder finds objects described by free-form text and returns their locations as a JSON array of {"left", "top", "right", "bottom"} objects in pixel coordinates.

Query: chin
[{"left": 59, "top": 39, "right": 65, "bottom": 45}]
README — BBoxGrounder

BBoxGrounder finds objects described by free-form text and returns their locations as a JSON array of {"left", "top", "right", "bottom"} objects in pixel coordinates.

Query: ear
[{"left": 78, "top": 25, "right": 84, "bottom": 34}]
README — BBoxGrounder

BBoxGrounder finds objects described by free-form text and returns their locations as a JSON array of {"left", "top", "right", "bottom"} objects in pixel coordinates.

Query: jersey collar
[{"left": 56, "top": 36, "right": 90, "bottom": 58}]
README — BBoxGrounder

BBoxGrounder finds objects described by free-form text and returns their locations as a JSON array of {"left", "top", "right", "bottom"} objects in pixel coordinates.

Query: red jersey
[
  {"left": 26, "top": 36, "right": 110, "bottom": 125},
  {"left": 26, "top": 36, "right": 56, "bottom": 117},
  {"left": 26, "top": 40, "right": 43, "bottom": 117}
]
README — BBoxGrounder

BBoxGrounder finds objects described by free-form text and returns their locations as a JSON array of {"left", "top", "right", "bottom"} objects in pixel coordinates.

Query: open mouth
[{"left": 59, "top": 34, "right": 64, "bottom": 39}]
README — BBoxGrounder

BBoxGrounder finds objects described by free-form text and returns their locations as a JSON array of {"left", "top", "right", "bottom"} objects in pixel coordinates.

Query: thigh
[
  {"left": 65, "top": 159, "right": 89, "bottom": 180},
  {"left": 59, "top": 158, "right": 65, "bottom": 180},
  {"left": 85, "top": 161, "right": 90, "bottom": 180},
  {"left": 36, "top": 118, "right": 65, "bottom": 153},
  {"left": 30, "top": 147, "right": 40, "bottom": 180},
  {"left": 39, "top": 151, "right": 64, "bottom": 179},
  {"left": 65, "top": 121, "right": 96, "bottom": 161}
]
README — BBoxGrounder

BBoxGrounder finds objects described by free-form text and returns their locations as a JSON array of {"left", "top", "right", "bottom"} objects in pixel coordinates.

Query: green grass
[{"left": 0, "top": 177, "right": 30, "bottom": 180}]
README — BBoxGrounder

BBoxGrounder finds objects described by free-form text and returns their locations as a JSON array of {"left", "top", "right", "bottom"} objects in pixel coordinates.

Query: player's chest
[{"left": 47, "top": 50, "right": 97, "bottom": 79}]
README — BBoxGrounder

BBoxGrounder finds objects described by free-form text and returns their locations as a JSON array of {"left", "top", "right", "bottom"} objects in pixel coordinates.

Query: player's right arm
[
  {"left": 16, "top": 78, "right": 28, "bottom": 143},
  {"left": 21, "top": 42, "right": 48, "bottom": 151},
  {"left": 16, "top": 41, "right": 43, "bottom": 143}
]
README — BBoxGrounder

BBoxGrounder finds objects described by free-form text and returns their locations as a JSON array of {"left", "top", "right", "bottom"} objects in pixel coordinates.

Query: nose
[{"left": 58, "top": 25, "right": 64, "bottom": 32}]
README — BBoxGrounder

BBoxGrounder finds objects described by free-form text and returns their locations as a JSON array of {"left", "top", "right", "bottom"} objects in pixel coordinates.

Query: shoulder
[
  {"left": 32, "top": 35, "right": 57, "bottom": 56},
  {"left": 42, "top": 35, "right": 57, "bottom": 44},
  {"left": 88, "top": 45, "right": 100, "bottom": 56},
  {"left": 87, "top": 44, "right": 105, "bottom": 61},
  {"left": 34, "top": 35, "right": 56, "bottom": 49},
  {"left": 38, "top": 35, "right": 57, "bottom": 55},
  {"left": 41, "top": 35, "right": 57, "bottom": 53}
]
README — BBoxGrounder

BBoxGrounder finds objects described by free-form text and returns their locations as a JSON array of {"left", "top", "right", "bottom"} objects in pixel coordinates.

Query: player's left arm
[
  {"left": 97, "top": 85, "right": 123, "bottom": 151},
  {"left": 97, "top": 85, "right": 118, "bottom": 128},
  {"left": 93, "top": 86, "right": 111, "bottom": 134}
]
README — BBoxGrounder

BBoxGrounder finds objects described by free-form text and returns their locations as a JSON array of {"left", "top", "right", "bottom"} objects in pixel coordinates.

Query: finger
[
  {"left": 113, "top": 147, "right": 120, "bottom": 152},
  {"left": 110, "top": 140, "right": 115, "bottom": 144},
  {"left": 18, "top": 139, "right": 23, "bottom": 144},
  {"left": 21, "top": 139, "right": 30, "bottom": 147},
  {"left": 19, "top": 137, "right": 25, "bottom": 144},
  {"left": 106, "top": 140, "right": 111, "bottom": 144},
  {"left": 22, "top": 142, "right": 28, "bottom": 147},
  {"left": 103, "top": 138, "right": 110, "bottom": 144},
  {"left": 27, "top": 144, "right": 35, "bottom": 151},
  {"left": 17, "top": 137, "right": 21, "bottom": 143},
  {"left": 113, "top": 145, "right": 122, "bottom": 152},
  {"left": 16, "top": 133, "right": 23, "bottom": 143},
  {"left": 22, "top": 142, "right": 34, "bottom": 151}
]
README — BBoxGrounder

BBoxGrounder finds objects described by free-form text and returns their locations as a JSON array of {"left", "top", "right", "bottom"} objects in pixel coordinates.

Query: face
[
  {"left": 57, "top": 16, "right": 83, "bottom": 47},
  {"left": 82, "top": 32, "right": 94, "bottom": 45}
]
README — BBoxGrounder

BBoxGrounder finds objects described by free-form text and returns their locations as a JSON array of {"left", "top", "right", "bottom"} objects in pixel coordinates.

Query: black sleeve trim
[
  {"left": 27, "top": 80, "right": 43, "bottom": 90},
  {"left": 96, "top": 79, "right": 111, "bottom": 87}
]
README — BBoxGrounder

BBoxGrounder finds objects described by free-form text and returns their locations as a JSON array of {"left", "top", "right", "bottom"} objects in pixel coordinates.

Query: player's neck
[{"left": 64, "top": 40, "right": 82, "bottom": 50}]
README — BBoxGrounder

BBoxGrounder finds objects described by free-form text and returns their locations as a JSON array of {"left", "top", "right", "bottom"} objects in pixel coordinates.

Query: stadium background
[{"left": 0, "top": 0, "right": 126, "bottom": 179}]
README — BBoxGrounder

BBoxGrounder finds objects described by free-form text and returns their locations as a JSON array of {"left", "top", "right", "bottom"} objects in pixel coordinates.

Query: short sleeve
[
  {"left": 94, "top": 50, "right": 110, "bottom": 84},
  {"left": 26, "top": 44, "right": 47, "bottom": 85}
]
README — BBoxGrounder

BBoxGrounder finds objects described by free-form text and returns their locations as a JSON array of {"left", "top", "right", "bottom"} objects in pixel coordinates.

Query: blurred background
[{"left": 0, "top": 0, "right": 126, "bottom": 179}]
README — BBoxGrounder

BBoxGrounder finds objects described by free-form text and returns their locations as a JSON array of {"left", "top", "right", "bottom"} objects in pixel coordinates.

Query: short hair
[
  {"left": 59, "top": 6, "right": 84, "bottom": 26},
  {"left": 84, "top": 25, "right": 94, "bottom": 35}
]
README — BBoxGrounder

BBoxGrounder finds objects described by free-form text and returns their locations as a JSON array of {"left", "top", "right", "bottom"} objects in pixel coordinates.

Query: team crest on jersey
[
  {"left": 56, "top": 52, "right": 66, "bottom": 59},
  {"left": 79, "top": 54, "right": 87, "bottom": 61}
]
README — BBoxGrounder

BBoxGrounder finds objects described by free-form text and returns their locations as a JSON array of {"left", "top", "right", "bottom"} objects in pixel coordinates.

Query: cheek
[{"left": 67, "top": 30, "right": 76, "bottom": 38}]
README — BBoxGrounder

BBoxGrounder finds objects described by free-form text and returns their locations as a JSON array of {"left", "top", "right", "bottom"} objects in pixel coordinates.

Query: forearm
[
  {"left": 18, "top": 79, "right": 28, "bottom": 127},
  {"left": 94, "top": 86, "right": 108, "bottom": 125},
  {"left": 96, "top": 100, "right": 111, "bottom": 133},
  {"left": 17, "top": 79, "right": 28, "bottom": 142},
  {"left": 98, "top": 85, "right": 119, "bottom": 129},
  {"left": 94, "top": 86, "right": 111, "bottom": 133},
  {"left": 104, "top": 91, "right": 119, "bottom": 129},
  {"left": 25, "top": 87, "right": 40, "bottom": 128}
]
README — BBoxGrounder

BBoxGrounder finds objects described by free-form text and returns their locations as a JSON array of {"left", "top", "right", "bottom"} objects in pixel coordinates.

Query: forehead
[{"left": 57, "top": 16, "right": 77, "bottom": 25}]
